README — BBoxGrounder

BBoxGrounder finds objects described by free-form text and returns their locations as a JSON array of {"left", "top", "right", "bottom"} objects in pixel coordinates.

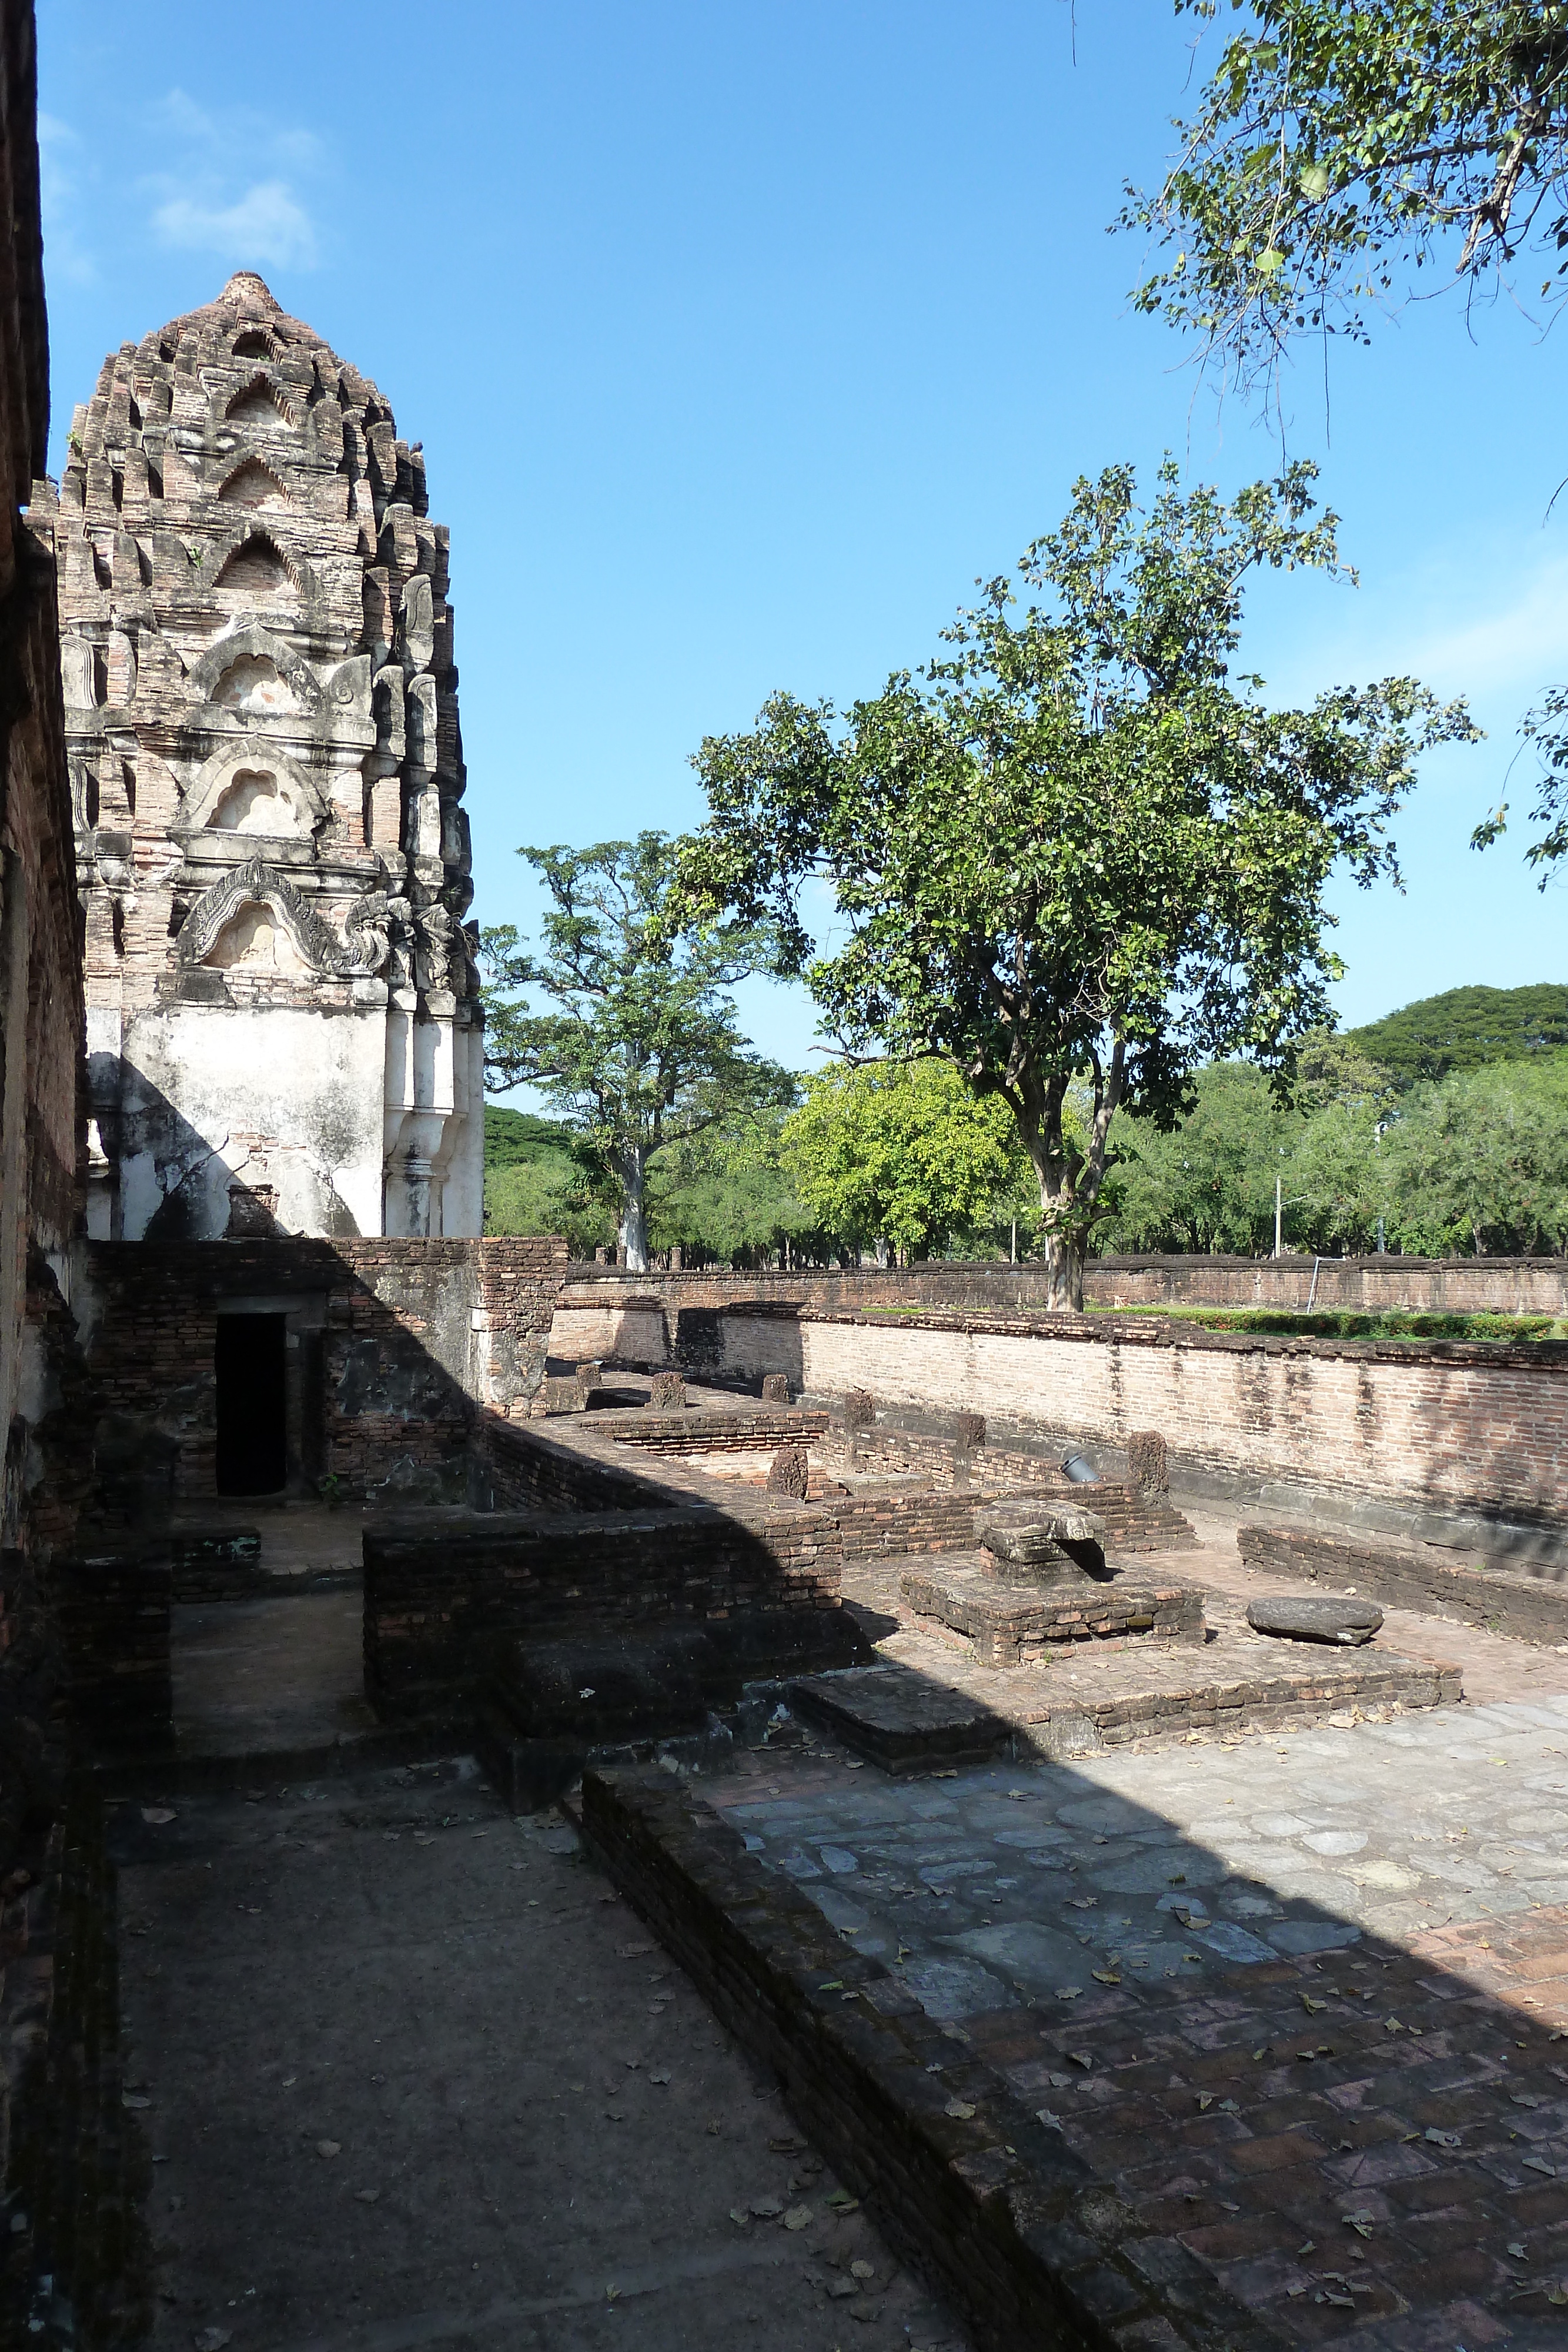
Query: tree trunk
[
  {"left": 1040, "top": 1229, "right": 1086, "bottom": 1311},
  {"left": 619, "top": 1147, "right": 649, "bottom": 1273}
]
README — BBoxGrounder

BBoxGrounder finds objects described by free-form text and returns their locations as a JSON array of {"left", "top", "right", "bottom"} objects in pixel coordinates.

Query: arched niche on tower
[
  {"left": 186, "top": 623, "right": 323, "bottom": 718},
  {"left": 180, "top": 736, "right": 329, "bottom": 840},
  {"left": 175, "top": 856, "right": 349, "bottom": 975},
  {"left": 224, "top": 374, "right": 300, "bottom": 429},
  {"left": 206, "top": 524, "right": 320, "bottom": 614},
  {"left": 218, "top": 456, "right": 290, "bottom": 509}
]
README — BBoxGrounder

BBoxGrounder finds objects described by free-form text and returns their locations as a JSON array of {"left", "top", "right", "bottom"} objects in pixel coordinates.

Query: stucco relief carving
[
  {"left": 179, "top": 736, "right": 328, "bottom": 837},
  {"left": 178, "top": 855, "right": 348, "bottom": 974}
]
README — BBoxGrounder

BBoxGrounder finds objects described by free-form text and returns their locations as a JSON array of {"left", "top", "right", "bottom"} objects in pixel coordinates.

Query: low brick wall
[
  {"left": 362, "top": 1505, "right": 850, "bottom": 1716},
  {"left": 1238, "top": 1524, "right": 1568, "bottom": 1645},
  {"left": 599, "top": 1408, "right": 830, "bottom": 1456},
  {"left": 709, "top": 1308, "right": 1568, "bottom": 1558},
  {"left": 581, "top": 1763, "right": 1277, "bottom": 2352},
  {"left": 559, "top": 1252, "right": 1568, "bottom": 1321}
]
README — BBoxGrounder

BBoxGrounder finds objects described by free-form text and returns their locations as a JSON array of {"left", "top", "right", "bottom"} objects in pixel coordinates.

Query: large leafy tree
[
  {"left": 480, "top": 834, "right": 792, "bottom": 1271},
  {"left": 1097, "top": 1062, "right": 1290, "bottom": 1255},
  {"left": 781, "top": 1061, "right": 1033, "bottom": 1262},
  {"left": 1124, "top": 2, "right": 1568, "bottom": 870},
  {"left": 647, "top": 1102, "right": 820, "bottom": 1267},
  {"left": 678, "top": 460, "right": 1472, "bottom": 1308},
  {"left": 1125, "top": 4, "right": 1568, "bottom": 389}
]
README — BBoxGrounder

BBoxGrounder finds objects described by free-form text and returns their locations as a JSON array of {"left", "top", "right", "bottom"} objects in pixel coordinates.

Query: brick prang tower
[{"left": 29, "top": 269, "right": 484, "bottom": 1240}]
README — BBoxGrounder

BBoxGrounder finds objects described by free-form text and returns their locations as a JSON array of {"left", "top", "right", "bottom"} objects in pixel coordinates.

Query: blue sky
[{"left": 36, "top": 0, "right": 1568, "bottom": 1080}]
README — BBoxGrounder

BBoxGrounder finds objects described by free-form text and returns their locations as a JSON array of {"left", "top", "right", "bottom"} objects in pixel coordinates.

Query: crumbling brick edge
[{"left": 580, "top": 1765, "right": 1282, "bottom": 2352}]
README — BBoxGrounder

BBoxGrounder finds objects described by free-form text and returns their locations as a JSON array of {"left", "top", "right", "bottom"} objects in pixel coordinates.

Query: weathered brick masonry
[
  {"left": 0, "top": 13, "right": 149, "bottom": 2344},
  {"left": 79, "top": 1234, "right": 565, "bottom": 1500},
  {"left": 704, "top": 1307, "right": 1568, "bottom": 1553},
  {"left": 362, "top": 1502, "right": 851, "bottom": 1716}
]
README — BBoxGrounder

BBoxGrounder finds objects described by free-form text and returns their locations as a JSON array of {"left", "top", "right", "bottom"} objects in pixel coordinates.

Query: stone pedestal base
[{"left": 901, "top": 1558, "right": 1206, "bottom": 1667}]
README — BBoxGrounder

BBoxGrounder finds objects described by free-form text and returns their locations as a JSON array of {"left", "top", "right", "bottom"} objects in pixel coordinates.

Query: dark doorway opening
[{"left": 216, "top": 1314, "right": 288, "bottom": 1495}]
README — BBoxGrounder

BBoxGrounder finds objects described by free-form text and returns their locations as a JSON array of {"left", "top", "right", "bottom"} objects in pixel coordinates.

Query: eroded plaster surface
[{"left": 29, "top": 270, "right": 483, "bottom": 1239}]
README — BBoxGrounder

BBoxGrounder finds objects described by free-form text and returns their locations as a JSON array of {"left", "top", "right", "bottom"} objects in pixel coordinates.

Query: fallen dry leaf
[{"left": 944, "top": 2099, "right": 977, "bottom": 2120}]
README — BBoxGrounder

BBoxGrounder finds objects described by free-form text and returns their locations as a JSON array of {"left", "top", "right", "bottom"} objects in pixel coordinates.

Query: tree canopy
[
  {"left": 1342, "top": 981, "right": 1568, "bottom": 1085},
  {"left": 678, "top": 459, "right": 1473, "bottom": 1306},
  {"left": 479, "top": 833, "right": 793, "bottom": 1271},
  {"left": 781, "top": 1061, "right": 1034, "bottom": 1262},
  {"left": 1124, "top": 4, "right": 1568, "bottom": 393}
]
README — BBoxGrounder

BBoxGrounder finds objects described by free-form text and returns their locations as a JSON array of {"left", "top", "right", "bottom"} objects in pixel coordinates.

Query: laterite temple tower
[{"left": 31, "top": 269, "right": 484, "bottom": 1239}]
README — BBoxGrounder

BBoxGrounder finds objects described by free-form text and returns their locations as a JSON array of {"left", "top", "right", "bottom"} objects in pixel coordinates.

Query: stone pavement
[
  {"left": 170, "top": 1588, "right": 376, "bottom": 1760},
  {"left": 708, "top": 1691, "right": 1568, "bottom": 2346},
  {"left": 114, "top": 1758, "right": 968, "bottom": 2352}
]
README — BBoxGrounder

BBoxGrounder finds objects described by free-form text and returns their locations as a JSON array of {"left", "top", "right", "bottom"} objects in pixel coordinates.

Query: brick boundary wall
[
  {"left": 687, "top": 1306, "right": 1568, "bottom": 1559},
  {"left": 581, "top": 1763, "right": 1280, "bottom": 2352},
  {"left": 1237, "top": 1524, "right": 1568, "bottom": 1645},
  {"left": 556, "top": 1252, "right": 1568, "bottom": 1318}
]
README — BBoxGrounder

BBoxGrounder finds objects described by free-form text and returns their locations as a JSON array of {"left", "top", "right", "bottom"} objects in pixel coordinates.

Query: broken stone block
[
  {"left": 841, "top": 1389, "right": 875, "bottom": 1427},
  {"left": 1246, "top": 1595, "right": 1384, "bottom": 1646},
  {"left": 572, "top": 1360, "right": 603, "bottom": 1408},
  {"left": 534, "top": 1377, "right": 583, "bottom": 1417},
  {"left": 650, "top": 1372, "right": 686, "bottom": 1412},
  {"left": 953, "top": 1412, "right": 986, "bottom": 1451},
  {"left": 761, "top": 1373, "right": 791, "bottom": 1404},
  {"left": 980, "top": 1510, "right": 1106, "bottom": 1561},
  {"left": 767, "top": 1443, "right": 810, "bottom": 1499},
  {"left": 1126, "top": 1430, "right": 1168, "bottom": 1491}
]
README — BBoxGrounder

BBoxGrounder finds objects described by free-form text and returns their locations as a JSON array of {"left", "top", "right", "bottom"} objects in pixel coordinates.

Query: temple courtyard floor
[{"left": 120, "top": 1506, "right": 1568, "bottom": 2350}]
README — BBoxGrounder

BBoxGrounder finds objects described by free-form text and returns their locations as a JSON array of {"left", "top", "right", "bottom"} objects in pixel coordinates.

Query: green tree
[
  {"left": 1096, "top": 1062, "right": 1288, "bottom": 1254},
  {"left": 1285, "top": 1101, "right": 1388, "bottom": 1252},
  {"left": 1123, "top": 5, "right": 1568, "bottom": 871},
  {"left": 1124, "top": 4, "right": 1568, "bottom": 393},
  {"left": 647, "top": 1101, "right": 820, "bottom": 1266},
  {"left": 781, "top": 1061, "right": 1030, "bottom": 1262},
  {"left": 1342, "top": 983, "right": 1568, "bottom": 1087},
  {"left": 680, "top": 460, "right": 1473, "bottom": 1307},
  {"left": 480, "top": 834, "right": 793, "bottom": 1272},
  {"left": 1383, "top": 1055, "right": 1568, "bottom": 1254}
]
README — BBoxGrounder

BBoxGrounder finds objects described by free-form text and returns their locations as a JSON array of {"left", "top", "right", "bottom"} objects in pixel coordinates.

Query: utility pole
[{"left": 1275, "top": 1173, "right": 1283, "bottom": 1259}]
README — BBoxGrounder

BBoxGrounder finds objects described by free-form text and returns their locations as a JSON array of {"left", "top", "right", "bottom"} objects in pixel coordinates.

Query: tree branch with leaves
[{"left": 1123, "top": 2, "right": 1568, "bottom": 396}]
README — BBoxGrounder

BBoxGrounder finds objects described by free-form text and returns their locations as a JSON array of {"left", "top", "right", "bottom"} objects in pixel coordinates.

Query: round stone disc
[{"left": 1246, "top": 1595, "right": 1385, "bottom": 1646}]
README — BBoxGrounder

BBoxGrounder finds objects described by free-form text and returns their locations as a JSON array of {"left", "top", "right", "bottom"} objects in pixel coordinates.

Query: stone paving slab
[
  {"left": 791, "top": 1626, "right": 1460, "bottom": 1770},
  {"left": 703, "top": 1690, "right": 1568, "bottom": 2344}
]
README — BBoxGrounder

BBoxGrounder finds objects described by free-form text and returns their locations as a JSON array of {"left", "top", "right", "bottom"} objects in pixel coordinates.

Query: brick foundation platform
[
  {"left": 901, "top": 1558, "right": 1206, "bottom": 1666},
  {"left": 783, "top": 1635, "right": 1463, "bottom": 1772}
]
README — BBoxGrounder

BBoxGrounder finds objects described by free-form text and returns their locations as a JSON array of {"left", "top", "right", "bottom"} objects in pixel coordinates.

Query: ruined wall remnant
[{"left": 28, "top": 270, "right": 483, "bottom": 1241}]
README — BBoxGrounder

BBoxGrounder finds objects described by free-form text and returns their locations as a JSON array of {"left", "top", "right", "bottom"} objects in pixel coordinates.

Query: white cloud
[{"left": 152, "top": 178, "right": 318, "bottom": 269}]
